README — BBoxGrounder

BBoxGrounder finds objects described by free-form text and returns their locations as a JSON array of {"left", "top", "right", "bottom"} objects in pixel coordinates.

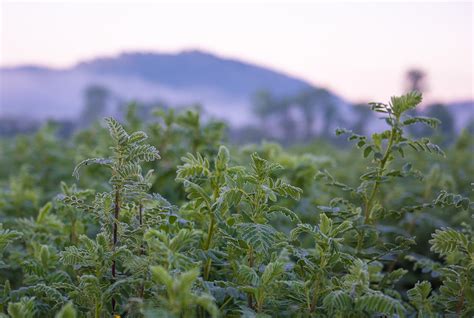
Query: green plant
[{"left": 0, "top": 92, "right": 472, "bottom": 317}]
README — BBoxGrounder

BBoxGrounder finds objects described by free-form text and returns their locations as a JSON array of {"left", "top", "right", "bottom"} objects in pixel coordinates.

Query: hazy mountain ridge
[
  {"left": 446, "top": 101, "right": 474, "bottom": 132},
  {"left": 75, "top": 50, "right": 312, "bottom": 97},
  {"left": 0, "top": 50, "right": 471, "bottom": 132},
  {"left": 0, "top": 50, "right": 319, "bottom": 125}
]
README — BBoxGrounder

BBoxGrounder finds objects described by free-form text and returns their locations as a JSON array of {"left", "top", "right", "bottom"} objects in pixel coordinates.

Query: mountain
[
  {"left": 0, "top": 50, "right": 320, "bottom": 126},
  {"left": 2, "top": 50, "right": 470, "bottom": 133},
  {"left": 75, "top": 50, "right": 311, "bottom": 97},
  {"left": 446, "top": 101, "right": 474, "bottom": 133}
]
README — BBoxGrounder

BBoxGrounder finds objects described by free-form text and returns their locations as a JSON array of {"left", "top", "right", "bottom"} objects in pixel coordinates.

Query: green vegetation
[{"left": 0, "top": 92, "right": 473, "bottom": 317}]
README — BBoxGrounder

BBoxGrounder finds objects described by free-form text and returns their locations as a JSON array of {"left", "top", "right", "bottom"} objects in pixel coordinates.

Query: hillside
[
  {"left": 75, "top": 50, "right": 312, "bottom": 97},
  {"left": 0, "top": 50, "right": 319, "bottom": 125}
]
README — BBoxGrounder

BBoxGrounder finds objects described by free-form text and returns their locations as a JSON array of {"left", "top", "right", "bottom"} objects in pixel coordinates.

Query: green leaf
[
  {"left": 363, "top": 146, "right": 373, "bottom": 158},
  {"left": 179, "top": 179, "right": 212, "bottom": 208},
  {"left": 355, "top": 292, "right": 405, "bottom": 316},
  {"left": 127, "top": 144, "right": 160, "bottom": 162},
  {"left": 7, "top": 298, "right": 35, "bottom": 318},
  {"left": 390, "top": 91, "right": 422, "bottom": 118},
  {"left": 403, "top": 116, "right": 440, "bottom": 128},
  {"left": 177, "top": 268, "right": 200, "bottom": 293},
  {"left": 267, "top": 205, "right": 300, "bottom": 223},
  {"left": 332, "top": 220, "right": 352, "bottom": 237},
  {"left": 176, "top": 153, "right": 211, "bottom": 179},
  {"left": 128, "top": 130, "right": 148, "bottom": 144},
  {"left": 0, "top": 224, "right": 21, "bottom": 252},
  {"left": 72, "top": 158, "right": 112, "bottom": 179},
  {"left": 429, "top": 228, "right": 469, "bottom": 256},
  {"left": 36, "top": 202, "right": 52, "bottom": 223},
  {"left": 151, "top": 266, "right": 174, "bottom": 290},
  {"left": 323, "top": 290, "right": 353, "bottom": 312},
  {"left": 319, "top": 213, "right": 332, "bottom": 235},
  {"left": 261, "top": 261, "right": 285, "bottom": 285},
  {"left": 55, "top": 303, "right": 77, "bottom": 318},
  {"left": 407, "top": 281, "right": 432, "bottom": 311},
  {"left": 105, "top": 117, "right": 129, "bottom": 145},
  {"left": 215, "top": 145, "right": 230, "bottom": 171},
  {"left": 238, "top": 223, "right": 279, "bottom": 254}
]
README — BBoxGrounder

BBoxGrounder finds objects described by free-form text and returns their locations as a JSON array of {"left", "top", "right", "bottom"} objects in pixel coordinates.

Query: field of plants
[{"left": 0, "top": 92, "right": 473, "bottom": 317}]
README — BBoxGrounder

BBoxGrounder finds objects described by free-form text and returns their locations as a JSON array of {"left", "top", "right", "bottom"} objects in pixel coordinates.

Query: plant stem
[
  {"left": 219, "top": 296, "right": 233, "bottom": 311},
  {"left": 138, "top": 203, "right": 143, "bottom": 228},
  {"left": 138, "top": 203, "right": 145, "bottom": 299},
  {"left": 203, "top": 215, "right": 215, "bottom": 280},
  {"left": 256, "top": 294, "right": 264, "bottom": 312},
  {"left": 364, "top": 126, "right": 397, "bottom": 224},
  {"left": 309, "top": 279, "right": 320, "bottom": 313},
  {"left": 70, "top": 217, "right": 77, "bottom": 244},
  {"left": 95, "top": 302, "right": 101, "bottom": 318},
  {"left": 247, "top": 246, "right": 254, "bottom": 309},
  {"left": 204, "top": 215, "right": 215, "bottom": 251},
  {"left": 456, "top": 290, "right": 464, "bottom": 316},
  {"left": 112, "top": 188, "right": 121, "bottom": 313}
]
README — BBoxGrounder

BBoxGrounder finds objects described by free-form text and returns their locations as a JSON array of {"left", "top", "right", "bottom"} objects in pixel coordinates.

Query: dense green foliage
[{"left": 0, "top": 92, "right": 473, "bottom": 317}]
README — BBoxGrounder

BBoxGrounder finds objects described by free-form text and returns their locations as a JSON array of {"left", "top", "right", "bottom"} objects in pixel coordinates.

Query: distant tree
[
  {"left": 278, "top": 98, "right": 298, "bottom": 142},
  {"left": 80, "top": 85, "right": 110, "bottom": 125},
  {"left": 295, "top": 88, "right": 337, "bottom": 140},
  {"left": 0, "top": 118, "right": 39, "bottom": 136},
  {"left": 253, "top": 88, "right": 340, "bottom": 142},
  {"left": 408, "top": 103, "right": 455, "bottom": 142},
  {"left": 295, "top": 89, "right": 318, "bottom": 140},
  {"left": 406, "top": 69, "right": 426, "bottom": 93},
  {"left": 320, "top": 91, "right": 340, "bottom": 137},
  {"left": 351, "top": 103, "right": 373, "bottom": 135},
  {"left": 253, "top": 91, "right": 275, "bottom": 124},
  {"left": 253, "top": 91, "right": 295, "bottom": 140},
  {"left": 118, "top": 99, "right": 168, "bottom": 126},
  {"left": 425, "top": 103, "right": 455, "bottom": 136},
  {"left": 466, "top": 120, "right": 474, "bottom": 135},
  {"left": 405, "top": 69, "right": 427, "bottom": 137}
]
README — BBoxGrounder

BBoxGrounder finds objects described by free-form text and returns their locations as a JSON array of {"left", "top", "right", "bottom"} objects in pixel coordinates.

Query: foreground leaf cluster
[{"left": 0, "top": 93, "right": 473, "bottom": 317}]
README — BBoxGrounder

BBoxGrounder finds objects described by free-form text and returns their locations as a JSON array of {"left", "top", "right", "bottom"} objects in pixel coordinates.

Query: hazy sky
[{"left": 1, "top": 1, "right": 472, "bottom": 103}]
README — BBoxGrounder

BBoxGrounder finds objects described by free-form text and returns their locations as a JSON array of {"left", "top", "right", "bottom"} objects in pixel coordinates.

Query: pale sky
[{"left": 1, "top": 1, "right": 473, "bottom": 104}]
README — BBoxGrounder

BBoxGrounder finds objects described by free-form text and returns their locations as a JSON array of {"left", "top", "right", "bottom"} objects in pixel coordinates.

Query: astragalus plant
[{"left": 0, "top": 92, "right": 472, "bottom": 318}]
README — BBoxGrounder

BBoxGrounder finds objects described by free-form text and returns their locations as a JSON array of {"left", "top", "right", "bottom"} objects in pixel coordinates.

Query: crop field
[{"left": 0, "top": 92, "right": 473, "bottom": 317}]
